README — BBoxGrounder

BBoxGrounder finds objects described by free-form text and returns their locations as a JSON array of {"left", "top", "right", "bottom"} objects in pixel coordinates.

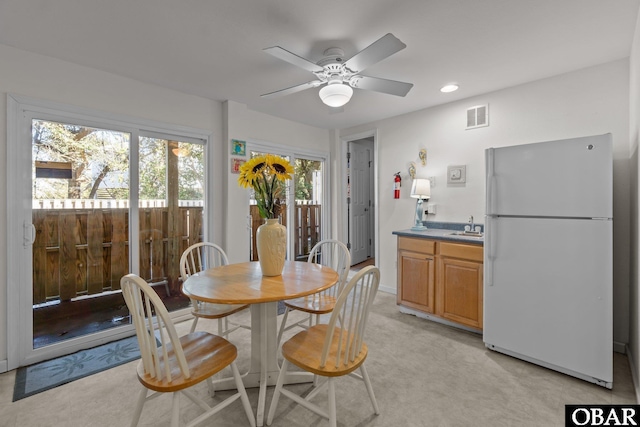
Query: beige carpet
[{"left": 0, "top": 291, "right": 635, "bottom": 426}]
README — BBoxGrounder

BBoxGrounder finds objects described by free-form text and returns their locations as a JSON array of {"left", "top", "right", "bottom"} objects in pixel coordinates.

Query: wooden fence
[
  {"left": 32, "top": 206, "right": 203, "bottom": 304},
  {"left": 33, "top": 203, "right": 320, "bottom": 304}
]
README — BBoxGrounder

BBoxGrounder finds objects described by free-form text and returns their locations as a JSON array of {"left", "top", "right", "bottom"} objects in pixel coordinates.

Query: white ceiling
[{"left": 1, "top": 0, "right": 638, "bottom": 129}]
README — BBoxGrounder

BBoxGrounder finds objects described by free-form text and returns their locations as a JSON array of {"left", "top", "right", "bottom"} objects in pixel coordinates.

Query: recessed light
[{"left": 440, "top": 84, "right": 459, "bottom": 93}]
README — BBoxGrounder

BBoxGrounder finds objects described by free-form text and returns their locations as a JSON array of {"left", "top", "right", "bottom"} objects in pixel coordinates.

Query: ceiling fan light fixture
[{"left": 319, "top": 82, "right": 353, "bottom": 107}]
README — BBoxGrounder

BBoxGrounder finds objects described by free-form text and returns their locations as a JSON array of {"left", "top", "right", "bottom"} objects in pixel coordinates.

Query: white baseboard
[
  {"left": 0, "top": 359, "right": 7, "bottom": 373},
  {"left": 614, "top": 341, "right": 626, "bottom": 354},
  {"left": 625, "top": 344, "right": 640, "bottom": 403},
  {"left": 378, "top": 284, "right": 396, "bottom": 295},
  {"left": 347, "top": 269, "right": 396, "bottom": 295}
]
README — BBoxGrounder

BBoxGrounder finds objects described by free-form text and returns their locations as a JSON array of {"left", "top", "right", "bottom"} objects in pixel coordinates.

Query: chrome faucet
[{"left": 468, "top": 215, "right": 474, "bottom": 231}]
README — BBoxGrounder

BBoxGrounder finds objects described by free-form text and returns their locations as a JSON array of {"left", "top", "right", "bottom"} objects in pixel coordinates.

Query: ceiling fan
[{"left": 261, "top": 33, "right": 414, "bottom": 108}]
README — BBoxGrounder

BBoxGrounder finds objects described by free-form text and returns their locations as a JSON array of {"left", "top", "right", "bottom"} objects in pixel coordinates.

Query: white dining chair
[
  {"left": 276, "top": 239, "right": 350, "bottom": 347},
  {"left": 180, "top": 242, "right": 250, "bottom": 337},
  {"left": 121, "top": 273, "right": 256, "bottom": 427},
  {"left": 267, "top": 265, "right": 380, "bottom": 427}
]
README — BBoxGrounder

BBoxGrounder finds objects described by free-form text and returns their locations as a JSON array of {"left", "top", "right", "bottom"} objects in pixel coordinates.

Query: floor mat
[{"left": 13, "top": 335, "right": 142, "bottom": 401}]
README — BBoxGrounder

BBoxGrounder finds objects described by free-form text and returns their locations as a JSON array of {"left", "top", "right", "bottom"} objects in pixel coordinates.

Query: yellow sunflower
[
  {"left": 267, "top": 154, "right": 295, "bottom": 182},
  {"left": 237, "top": 154, "right": 294, "bottom": 219},
  {"left": 237, "top": 156, "right": 269, "bottom": 188}
]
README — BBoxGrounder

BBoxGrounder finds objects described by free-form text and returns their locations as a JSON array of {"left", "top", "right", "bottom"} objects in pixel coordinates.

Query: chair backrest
[
  {"left": 180, "top": 242, "right": 229, "bottom": 280},
  {"left": 320, "top": 265, "right": 379, "bottom": 368},
  {"left": 121, "top": 273, "right": 190, "bottom": 382},
  {"left": 307, "top": 239, "right": 351, "bottom": 294}
]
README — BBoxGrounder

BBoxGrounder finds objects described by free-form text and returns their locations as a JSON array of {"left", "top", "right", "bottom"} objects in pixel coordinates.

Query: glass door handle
[{"left": 23, "top": 221, "right": 36, "bottom": 246}]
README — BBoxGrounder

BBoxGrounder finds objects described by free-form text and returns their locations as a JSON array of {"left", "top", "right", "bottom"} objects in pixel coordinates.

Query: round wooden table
[{"left": 182, "top": 260, "right": 339, "bottom": 427}]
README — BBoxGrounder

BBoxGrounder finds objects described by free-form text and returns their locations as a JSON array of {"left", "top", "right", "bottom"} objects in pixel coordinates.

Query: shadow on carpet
[{"left": 13, "top": 335, "right": 143, "bottom": 401}]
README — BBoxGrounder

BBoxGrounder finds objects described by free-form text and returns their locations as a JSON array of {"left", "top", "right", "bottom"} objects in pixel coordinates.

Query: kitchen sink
[{"left": 449, "top": 231, "right": 483, "bottom": 237}]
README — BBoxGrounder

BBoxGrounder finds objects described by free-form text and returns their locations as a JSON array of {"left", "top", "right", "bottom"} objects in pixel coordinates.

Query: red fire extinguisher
[{"left": 393, "top": 172, "right": 401, "bottom": 199}]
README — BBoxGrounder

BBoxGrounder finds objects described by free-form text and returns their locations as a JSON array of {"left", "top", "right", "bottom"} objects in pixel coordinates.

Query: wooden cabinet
[
  {"left": 437, "top": 242, "right": 483, "bottom": 329},
  {"left": 397, "top": 236, "right": 483, "bottom": 331},
  {"left": 397, "top": 238, "right": 436, "bottom": 313}
]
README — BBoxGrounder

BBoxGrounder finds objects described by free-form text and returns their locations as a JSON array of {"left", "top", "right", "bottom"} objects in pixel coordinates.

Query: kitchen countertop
[{"left": 393, "top": 221, "right": 484, "bottom": 245}]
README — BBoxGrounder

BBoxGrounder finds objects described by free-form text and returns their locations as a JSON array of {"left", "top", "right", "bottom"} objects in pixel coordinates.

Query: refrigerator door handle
[
  {"left": 485, "top": 216, "right": 494, "bottom": 286},
  {"left": 485, "top": 148, "right": 495, "bottom": 215}
]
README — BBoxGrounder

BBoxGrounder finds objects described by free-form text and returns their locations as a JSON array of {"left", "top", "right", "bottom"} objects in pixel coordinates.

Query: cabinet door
[
  {"left": 437, "top": 257, "right": 483, "bottom": 329},
  {"left": 398, "top": 250, "right": 435, "bottom": 313}
]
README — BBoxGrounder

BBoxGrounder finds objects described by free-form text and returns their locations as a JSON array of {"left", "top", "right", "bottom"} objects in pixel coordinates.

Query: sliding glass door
[
  {"left": 30, "top": 121, "right": 205, "bottom": 350},
  {"left": 138, "top": 135, "right": 204, "bottom": 306},
  {"left": 246, "top": 148, "right": 326, "bottom": 262},
  {"left": 31, "top": 119, "right": 132, "bottom": 348},
  {"left": 7, "top": 96, "right": 211, "bottom": 369},
  {"left": 292, "top": 156, "right": 323, "bottom": 260}
]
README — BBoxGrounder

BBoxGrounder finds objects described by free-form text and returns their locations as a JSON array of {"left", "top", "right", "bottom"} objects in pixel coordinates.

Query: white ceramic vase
[{"left": 256, "top": 218, "right": 286, "bottom": 276}]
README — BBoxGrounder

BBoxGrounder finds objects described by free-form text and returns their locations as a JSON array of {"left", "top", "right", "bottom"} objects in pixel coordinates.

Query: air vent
[{"left": 466, "top": 104, "right": 489, "bottom": 129}]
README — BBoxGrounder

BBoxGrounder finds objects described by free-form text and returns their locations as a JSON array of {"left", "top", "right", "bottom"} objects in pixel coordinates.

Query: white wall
[
  {"left": 0, "top": 44, "right": 227, "bottom": 367},
  {"left": 341, "top": 59, "right": 631, "bottom": 347},
  {"left": 222, "top": 100, "right": 331, "bottom": 263},
  {"left": 628, "top": 9, "right": 640, "bottom": 399}
]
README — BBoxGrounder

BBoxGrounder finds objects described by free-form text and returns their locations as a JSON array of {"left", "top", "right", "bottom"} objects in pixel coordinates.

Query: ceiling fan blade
[
  {"left": 343, "top": 33, "right": 407, "bottom": 73},
  {"left": 263, "top": 46, "right": 324, "bottom": 73},
  {"left": 350, "top": 75, "right": 413, "bottom": 97},
  {"left": 261, "top": 80, "right": 324, "bottom": 98}
]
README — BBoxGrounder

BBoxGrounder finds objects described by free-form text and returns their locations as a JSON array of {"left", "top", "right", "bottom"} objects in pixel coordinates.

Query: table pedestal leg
[{"left": 209, "top": 302, "right": 313, "bottom": 426}]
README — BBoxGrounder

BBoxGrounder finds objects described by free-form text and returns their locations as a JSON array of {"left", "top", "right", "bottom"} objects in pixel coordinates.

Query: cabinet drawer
[
  {"left": 440, "top": 242, "right": 483, "bottom": 262},
  {"left": 398, "top": 236, "right": 436, "bottom": 254}
]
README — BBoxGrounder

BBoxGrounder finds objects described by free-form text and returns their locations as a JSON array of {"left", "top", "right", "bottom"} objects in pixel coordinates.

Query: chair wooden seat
[
  {"left": 190, "top": 303, "right": 249, "bottom": 320},
  {"left": 282, "top": 324, "right": 367, "bottom": 377},
  {"left": 283, "top": 294, "right": 337, "bottom": 315},
  {"left": 137, "top": 331, "right": 237, "bottom": 393}
]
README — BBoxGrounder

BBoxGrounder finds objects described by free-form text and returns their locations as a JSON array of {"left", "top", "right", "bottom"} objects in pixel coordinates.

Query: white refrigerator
[{"left": 483, "top": 134, "right": 613, "bottom": 388}]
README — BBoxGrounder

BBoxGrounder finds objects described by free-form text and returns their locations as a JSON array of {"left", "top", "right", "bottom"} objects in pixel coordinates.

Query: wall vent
[{"left": 466, "top": 104, "right": 489, "bottom": 129}]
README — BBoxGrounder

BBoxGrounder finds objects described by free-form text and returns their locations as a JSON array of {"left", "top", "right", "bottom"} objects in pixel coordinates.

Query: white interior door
[{"left": 349, "top": 141, "right": 371, "bottom": 265}]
